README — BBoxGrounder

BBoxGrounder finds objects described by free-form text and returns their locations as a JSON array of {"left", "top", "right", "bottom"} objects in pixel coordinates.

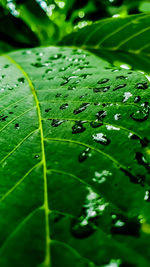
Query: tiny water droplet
[
  {"left": 96, "top": 110, "right": 107, "bottom": 120},
  {"left": 90, "top": 120, "right": 103, "bottom": 128},
  {"left": 73, "top": 103, "right": 90, "bottom": 115},
  {"left": 144, "top": 190, "right": 150, "bottom": 202},
  {"left": 51, "top": 119, "right": 64, "bottom": 127},
  {"left": 55, "top": 93, "right": 62, "bottom": 98},
  {"left": 60, "top": 103, "right": 68, "bottom": 110},
  {"left": 49, "top": 54, "right": 62, "bottom": 60},
  {"left": 93, "top": 86, "right": 110, "bottom": 93},
  {"left": 116, "top": 75, "right": 128, "bottom": 80},
  {"left": 68, "top": 85, "right": 76, "bottom": 90},
  {"left": 18, "top": 77, "right": 25, "bottom": 83},
  {"left": 45, "top": 108, "right": 51, "bottom": 113},
  {"left": 134, "top": 96, "right": 141, "bottom": 103},
  {"left": 15, "top": 123, "right": 20, "bottom": 129},
  {"left": 97, "top": 78, "right": 109, "bottom": 84},
  {"left": 0, "top": 115, "right": 8, "bottom": 121}
]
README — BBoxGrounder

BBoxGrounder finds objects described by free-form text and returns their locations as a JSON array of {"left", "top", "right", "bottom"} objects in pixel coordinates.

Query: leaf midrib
[{"left": 4, "top": 55, "right": 51, "bottom": 267}]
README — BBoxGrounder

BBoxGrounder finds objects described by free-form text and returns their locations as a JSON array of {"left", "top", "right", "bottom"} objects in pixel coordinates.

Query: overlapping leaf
[
  {"left": 61, "top": 13, "right": 150, "bottom": 72},
  {"left": 0, "top": 47, "right": 150, "bottom": 266}
]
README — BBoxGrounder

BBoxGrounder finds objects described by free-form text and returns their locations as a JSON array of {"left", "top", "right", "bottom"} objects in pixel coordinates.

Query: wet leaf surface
[{"left": 0, "top": 47, "right": 150, "bottom": 267}]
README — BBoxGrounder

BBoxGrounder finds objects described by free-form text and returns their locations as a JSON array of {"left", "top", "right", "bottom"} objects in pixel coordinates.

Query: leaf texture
[
  {"left": 60, "top": 14, "right": 150, "bottom": 72},
  {"left": 0, "top": 47, "right": 150, "bottom": 267}
]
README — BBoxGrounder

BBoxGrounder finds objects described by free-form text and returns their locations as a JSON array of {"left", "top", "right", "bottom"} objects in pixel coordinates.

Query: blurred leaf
[
  {"left": 0, "top": 46, "right": 150, "bottom": 266},
  {"left": 60, "top": 13, "right": 150, "bottom": 72}
]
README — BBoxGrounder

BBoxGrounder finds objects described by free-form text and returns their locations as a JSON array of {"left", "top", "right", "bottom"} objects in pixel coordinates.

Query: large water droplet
[
  {"left": 92, "top": 133, "right": 110, "bottom": 145},
  {"left": 78, "top": 148, "right": 91, "bottom": 162},
  {"left": 60, "top": 103, "right": 68, "bottom": 110},
  {"left": 111, "top": 213, "right": 140, "bottom": 237},
  {"left": 113, "top": 84, "right": 127, "bottom": 91},
  {"left": 73, "top": 103, "right": 90, "bottom": 115},
  {"left": 72, "top": 121, "right": 86, "bottom": 134},
  {"left": 51, "top": 119, "right": 64, "bottom": 127},
  {"left": 135, "top": 82, "right": 148, "bottom": 90},
  {"left": 71, "top": 187, "right": 108, "bottom": 238}
]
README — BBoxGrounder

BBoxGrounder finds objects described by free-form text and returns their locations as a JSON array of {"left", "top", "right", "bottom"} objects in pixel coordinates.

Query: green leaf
[
  {"left": 60, "top": 13, "right": 150, "bottom": 72},
  {"left": 0, "top": 46, "right": 150, "bottom": 266}
]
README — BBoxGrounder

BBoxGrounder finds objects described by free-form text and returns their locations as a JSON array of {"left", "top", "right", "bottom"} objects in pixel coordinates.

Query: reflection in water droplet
[
  {"left": 72, "top": 121, "right": 86, "bottom": 134},
  {"left": 90, "top": 120, "right": 103, "bottom": 128},
  {"left": 122, "top": 92, "right": 132, "bottom": 102},
  {"left": 60, "top": 103, "right": 68, "bottom": 110},
  {"left": 78, "top": 148, "right": 91, "bottom": 162},
  {"left": 92, "top": 170, "right": 112, "bottom": 184},
  {"left": 135, "top": 82, "right": 148, "bottom": 90},
  {"left": 34, "top": 155, "right": 40, "bottom": 159},
  {"left": 51, "top": 119, "right": 64, "bottom": 127},
  {"left": 71, "top": 187, "right": 108, "bottom": 238},
  {"left": 111, "top": 213, "right": 140, "bottom": 237},
  {"left": 113, "top": 84, "right": 127, "bottom": 91},
  {"left": 73, "top": 103, "right": 90, "bottom": 115},
  {"left": 93, "top": 133, "right": 110, "bottom": 145},
  {"left": 15, "top": 123, "right": 20, "bottom": 129}
]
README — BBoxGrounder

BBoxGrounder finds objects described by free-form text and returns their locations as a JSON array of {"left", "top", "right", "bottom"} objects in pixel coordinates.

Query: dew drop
[
  {"left": 113, "top": 84, "right": 127, "bottom": 91},
  {"left": 72, "top": 121, "right": 86, "bottom": 134},
  {"left": 116, "top": 75, "right": 128, "bottom": 80},
  {"left": 135, "top": 82, "right": 148, "bottom": 90},
  {"left": 134, "top": 96, "right": 141, "bottom": 103},
  {"left": 78, "top": 148, "right": 91, "bottom": 162},
  {"left": 111, "top": 213, "right": 140, "bottom": 237},
  {"left": 49, "top": 54, "right": 62, "bottom": 60},
  {"left": 18, "top": 77, "right": 25, "bottom": 83},
  {"left": 60, "top": 103, "right": 68, "bottom": 110},
  {"left": 73, "top": 103, "right": 90, "bottom": 115},
  {"left": 97, "top": 78, "right": 109, "bottom": 84},
  {"left": 15, "top": 123, "right": 20, "bottom": 129},
  {"left": 96, "top": 110, "right": 107, "bottom": 120},
  {"left": 51, "top": 119, "right": 64, "bottom": 127}
]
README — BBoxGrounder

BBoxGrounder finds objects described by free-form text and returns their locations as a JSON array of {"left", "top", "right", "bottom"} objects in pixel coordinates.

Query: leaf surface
[
  {"left": 0, "top": 47, "right": 150, "bottom": 267},
  {"left": 60, "top": 14, "right": 150, "bottom": 72}
]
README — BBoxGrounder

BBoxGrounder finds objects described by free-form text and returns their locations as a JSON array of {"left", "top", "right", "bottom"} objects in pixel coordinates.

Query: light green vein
[
  {"left": 0, "top": 128, "right": 39, "bottom": 164},
  {"left": 4, "top": 54, "right": 51, "bottom": 267}
]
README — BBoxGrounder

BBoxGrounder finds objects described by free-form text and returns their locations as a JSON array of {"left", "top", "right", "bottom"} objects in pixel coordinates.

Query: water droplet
[
  {"left": 97, "top": 78, "right": 109, "bottom": 84},
  {"left": 4, "top": 64, "right": 9, "bottom": 68},
  {"left": 34, "top": 155, "right": 40, "bottom": 158},
  {"left": 31, "top": 62, "right": 44, "bottom": 68},
  {"left": 93, "top": 86, "right": 110, "bottom": 93},
  {"left": 113, "top": 84, "right": 127, "bottom": 91},
  {"left": 111, "top": 213, "right": 140, "bottom": 237},
  {"left": 135, "top": 82, "right": 148, "bottom": 90},
  {"left": 45, "top": 108, "right": 51, "bottom": 113},
  {"left": 68, "top": 85, "right": 76, "bottom": 90},
  {"left": 49, "top": 54, "right": 62, "bottom": 60},
  {"left": 73, "top": 103, "right": 90, "bottom": 115},
  {"left": 92, "top": 133, "right": 110, "bottom": 145},
  {"left": 128, "top": 133, "right": 149, "bottom": 148},
  {"left": 71, "top": 187, "right": 108, "bottom": 238},
  {"left": 116, "top": 75, "right": 128, "bottom": 80},
  {"left": 51, "top": 119, "right": 64, "bottom": 127},
  {"left": 135, "top": 152, "right": 150, "bottom": 171},
  {"left": 78, "top": 148, "right": 91, "bottom": 162},
  {"left": 45, "top": 69, "right": 53, "bottom": 74},
  {"left": 144, "top": 190, "right": 150, "bottom": 202},
  {"left": 60, "top": 103, "right": 68, "bottom": 110},
  {"left": 120, "top": 168, "right": 145, "bottom": 185},
  {"left": 55, "top": 93, "right": 62, "bottom": 98},
  {"left": 18, "top": 77, "right": 25, "bottom": 83},
  {"left": 134, "top": 96, "right": 141, "bottom": 103},
  {"left": 96, "top": 111, "right": 107, "bottom": 120},
  {"left": 130, "top": 108, "right": 149, "bottom": 122},
  {"left": 90, "top": 120, "right": 103, "bottom": 128},
  {"left": 114, "top": 114, "right": 121, "bottom": 120},
  {"left": 72, "top": 121, "right": 86, "bottom": 134},
  {"left": 15, "top": 123, "right": 20, "bottom": 129}
]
